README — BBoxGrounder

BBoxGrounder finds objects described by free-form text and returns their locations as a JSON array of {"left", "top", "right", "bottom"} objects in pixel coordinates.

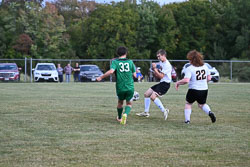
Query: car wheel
[{"left": 211, "top": 76, "right": 219, "bottom": 82}]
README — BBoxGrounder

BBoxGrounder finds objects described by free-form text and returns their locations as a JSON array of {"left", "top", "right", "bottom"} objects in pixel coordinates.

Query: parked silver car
[{"left": 79, "top": 65, "right": 103, "bottom": 82}]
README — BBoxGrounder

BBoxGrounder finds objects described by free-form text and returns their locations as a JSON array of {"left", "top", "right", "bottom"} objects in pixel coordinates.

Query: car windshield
[
  {"left": 80, "top": 66, "right": 99, "bottom": 71},
  {"left": 0, "top": 64, "right": 17, "bottom": 70},
  {"left": 205, "top": 63, "right": 213, "bottom": 69},
  {"left": 37, "top": 65, "right": 55, "bottom": 70}
]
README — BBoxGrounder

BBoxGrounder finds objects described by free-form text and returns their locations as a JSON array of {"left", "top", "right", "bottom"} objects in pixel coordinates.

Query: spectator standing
[
  {"left": 74, "top": 63, "right": 80, "bottom": 82},
  {"left": 64, "top": 63, "right": 74, "bottom": 83},
  {"left": 136, "top": 67, "right": 143, "bottom": 82},
  {"left": 57, "top": 64, "right": 63, "bottom": 83}
]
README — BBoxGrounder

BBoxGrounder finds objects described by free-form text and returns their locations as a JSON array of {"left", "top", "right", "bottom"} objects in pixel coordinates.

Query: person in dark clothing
[{"left": 74, "top": 63, "right": 80, "bottom": 82}]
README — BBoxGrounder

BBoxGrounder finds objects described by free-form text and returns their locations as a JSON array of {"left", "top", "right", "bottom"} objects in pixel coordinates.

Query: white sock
[
  {"left": 202, "top": 104, "right": 211, "bottom": 115},
  {"left": 154, "top": 98, "right": 165, "bottom": 112},
  {"left": 144, "top": 98, "right": 151, "bottom": 113},
  {"left": 184, "top": 109, "right": 192, "bottom": 122}
]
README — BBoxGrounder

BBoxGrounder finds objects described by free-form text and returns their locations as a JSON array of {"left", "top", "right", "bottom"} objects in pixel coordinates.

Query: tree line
[{"left": 0, "top": 0, "right": 249, "bottom": 60}]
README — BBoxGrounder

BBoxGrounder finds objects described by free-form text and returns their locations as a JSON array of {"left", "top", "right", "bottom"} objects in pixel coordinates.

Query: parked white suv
[{"left": 33, "top": 63, "right": 58, "bottom": 82}]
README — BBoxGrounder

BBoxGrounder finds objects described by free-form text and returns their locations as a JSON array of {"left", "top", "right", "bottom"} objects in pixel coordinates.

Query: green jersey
[{"left": 111, "top": 58, "right": 136, "bottom": 92}]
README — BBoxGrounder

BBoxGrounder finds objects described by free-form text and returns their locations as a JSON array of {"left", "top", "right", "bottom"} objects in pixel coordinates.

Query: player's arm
[
  {"left": 207, "top": 75, "right": 211, "bottom": 82},
  {"left": 133, "top": 72, "right": 137, "bottom": 78},
  {"left": 152, "top": 63, "right": 164, "bottom": 79},
  {"left": 96, "top": 69, "right": 115, "bottom": 81},
  {"left": 153, "top": 68, "right": 164, "bottom": 79},
  {"left": 175, "top": 78, "right": 190, "bottom": 91}
]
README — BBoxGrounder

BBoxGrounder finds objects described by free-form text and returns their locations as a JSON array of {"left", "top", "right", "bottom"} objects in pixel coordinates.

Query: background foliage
[{"left": 0, "top": 0, "right": 249, "bottom": 60}]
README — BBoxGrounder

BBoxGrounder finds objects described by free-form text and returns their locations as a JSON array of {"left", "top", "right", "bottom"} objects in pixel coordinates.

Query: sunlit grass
[{"left": 0, "top": 82, "right": 249, "bottom": 167}]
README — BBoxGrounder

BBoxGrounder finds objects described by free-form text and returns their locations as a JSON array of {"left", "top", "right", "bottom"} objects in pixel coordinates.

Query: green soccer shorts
[{"left": 117, "top": 89, "right": 134, "bottom": 102}]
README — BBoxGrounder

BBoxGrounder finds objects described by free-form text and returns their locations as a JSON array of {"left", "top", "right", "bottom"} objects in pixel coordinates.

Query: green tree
[
  {"left": 210, "top": 0, "right": 249, "bottom": 60},
  {"left": 170, "top": 0, "right": 215, "bottom": 59},
  {"left": 16, "top": 2, "right": 74, "bottom": 59},
  {"left": 81, "top": 2, "right": 139, "bottom": 59},
  {"left": 55, "top": 0, "right": 96, "bottom": 26},
  {"left": 135, "top": 0, "right": 159, "bottom": 59},
  {"left": 155, "top": 4, "right": 179, "bottom": 59},
  {"left": 0, "top": 2, "right": 21, "bottom": 58},
  {"left": 54, "top": 0, "right": 97, "bottom": 58}
]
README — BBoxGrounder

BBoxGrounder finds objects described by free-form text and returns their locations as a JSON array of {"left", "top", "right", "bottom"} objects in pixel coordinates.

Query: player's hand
[
  {"left": 175, "top": 82, "right": 179, "bottom": 91},
  {"left": 96, "top": 76, "right": 102, "bottom": 82},
  {"left": 152, "top": 63, "right": 156, "bottom": 69}
]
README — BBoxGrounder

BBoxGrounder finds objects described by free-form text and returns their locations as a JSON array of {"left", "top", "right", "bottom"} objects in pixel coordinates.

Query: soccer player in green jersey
[{"left": 96, "top": 46, "right": 136, "bottom": 125}]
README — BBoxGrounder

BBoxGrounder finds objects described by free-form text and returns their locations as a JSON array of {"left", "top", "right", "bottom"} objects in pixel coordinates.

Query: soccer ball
[{"left": 132, "top": 91, "right": 140, "bottom": 101}]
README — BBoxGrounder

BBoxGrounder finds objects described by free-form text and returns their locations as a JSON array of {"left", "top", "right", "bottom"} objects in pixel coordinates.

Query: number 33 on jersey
[
  {"left": 111, "top": 58, "right": 136, "bottom": 91},
  {"left": 119, "top": 62, "right": 130, "bottom": 72}
]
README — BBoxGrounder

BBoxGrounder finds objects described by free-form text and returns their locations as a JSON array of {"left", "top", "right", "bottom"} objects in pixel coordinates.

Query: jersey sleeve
[
  {"left": 184, "top": 67, "right": 192, "bottom": 79},
  {"left": 111, "top": 60, "right": 117, "bottom": 71}
]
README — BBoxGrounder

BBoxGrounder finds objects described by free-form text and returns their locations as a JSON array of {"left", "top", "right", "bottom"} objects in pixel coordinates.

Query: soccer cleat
[
  {"left": 185, "top": 120, "right": 190, "bottom": 124},
  {"left": 136, "top": 112, "right": 150, "bottom": 117},
  {"left": 120, "top": 114, "right": 127, "bottom": 125},
  {"left": 116, "top": 116, "right": 122, "bottom": 122},
  {"left": 163, "top": 109, "right": 169, "bottom": 120},
  {"left": 209, "top": 111, "right": 216, "bottom": 123}
]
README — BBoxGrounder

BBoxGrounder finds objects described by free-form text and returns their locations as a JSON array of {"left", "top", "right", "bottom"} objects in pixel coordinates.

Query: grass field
[{"left": 0, "top": 82, "right": 249, "bottom": 167}]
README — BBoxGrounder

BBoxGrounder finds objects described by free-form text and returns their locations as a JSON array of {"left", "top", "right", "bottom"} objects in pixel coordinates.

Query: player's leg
[
  {"left": 136, "top": 88, "right": 153, "bottom": 117},
  {"left": 197, "top": 90, "right": 216, "bottom": 123},
  {"left": 124, "top": 101, "right": 132, "bottom": 116},
  {"left": 150, "top": 91, "right": 169, "bottom": 120},
  {"left": 121, "top": 102, "right": 131, "bottom": 125},
  {"left": 121, "top": 90, "right": 134, "bottom": 125},
  {"left": 151, "top": 82, "right": 170, "bottom": 120},
  {"left": 116, "top": 91, "right": 125, "bottom": 122},
  {"left": 185, "top": 89, "right": 196, "bottom": 124},
  {"left": 144, "top": 88, "right": 153, "bottom": 113},
  {"left": 184, "top": 102, "right": 192, "bottom": 124},
  {"left": 198, "top": 103, "right": 216, "bottom": 123},
  {"left": 117, "top": 100, "right": 124, "bottom": 122}
]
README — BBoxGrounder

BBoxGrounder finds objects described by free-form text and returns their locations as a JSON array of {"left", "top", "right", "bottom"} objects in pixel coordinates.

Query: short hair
[
  {"left": 156, "top": 49, "right": 167, "bottom": 57},
  {"left": 117, "top": 46, "right": 128, "bottom": 57},
  {"left": 187, "top": 50, "right": 204, "bottom": 67}
]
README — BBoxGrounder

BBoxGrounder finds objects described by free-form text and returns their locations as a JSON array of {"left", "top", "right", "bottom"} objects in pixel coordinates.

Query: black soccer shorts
[
  {"left": 151, "top": 82, "right": 170, "bottom": 96},
  {"left": 186, "top": 89, "right": 208, "bottom": 104}
]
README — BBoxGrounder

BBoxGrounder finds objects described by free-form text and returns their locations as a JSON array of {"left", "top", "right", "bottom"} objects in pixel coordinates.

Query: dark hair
[
  {"left": 117, "top": 46, "right": 128, "bottom": 57},
  {"left": 156, "top": 49, "right": 167, "bottom": 57},
  {"left": 187, "top": 50, "right": 204, "bottom": 67}
]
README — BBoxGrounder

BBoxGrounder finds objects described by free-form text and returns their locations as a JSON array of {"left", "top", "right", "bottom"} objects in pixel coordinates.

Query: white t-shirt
[
  {"left": 159, "top": 60, "right": 172, "bottom": 83},
  {"left": 184, "top": 64, "right": 210, "bottom": 90}
]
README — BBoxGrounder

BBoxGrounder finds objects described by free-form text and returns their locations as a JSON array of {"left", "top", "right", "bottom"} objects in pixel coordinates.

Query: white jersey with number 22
[{"left": 184, "top": 64, "right": 210, "bottom": 90}]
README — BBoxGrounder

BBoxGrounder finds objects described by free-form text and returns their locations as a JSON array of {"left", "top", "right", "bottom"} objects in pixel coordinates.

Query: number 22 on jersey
[
  {"left": 196, "top": 70, "right": 206, "bottom": 80},
  {"left": 119, "top": 62, "right": 130, "bottom": 72}
]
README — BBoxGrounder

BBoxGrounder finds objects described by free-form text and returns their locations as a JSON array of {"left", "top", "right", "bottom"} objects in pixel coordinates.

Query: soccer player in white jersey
[
  {"left": 175, "top": 50, "right": 216, "bottom": 124},
  {"left": 136, "top": 49, "right": 172, "bottom": 120}
]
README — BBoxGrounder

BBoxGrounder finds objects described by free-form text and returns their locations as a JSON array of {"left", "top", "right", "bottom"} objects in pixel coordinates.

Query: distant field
[{"left": 0, "top": 82, "right": 249, "bottom": 167}]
